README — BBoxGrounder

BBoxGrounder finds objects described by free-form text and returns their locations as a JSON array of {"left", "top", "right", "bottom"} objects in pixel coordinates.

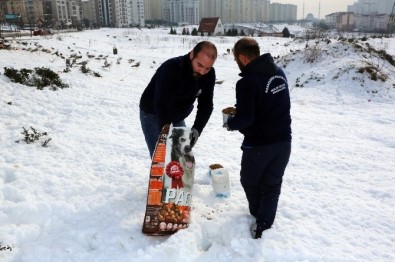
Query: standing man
[
  {"left": 140, "top": 41, "right": 217, "bottom": 157},
  {"left": 224, "top": 38, "right": 292, "bottom": 239}
]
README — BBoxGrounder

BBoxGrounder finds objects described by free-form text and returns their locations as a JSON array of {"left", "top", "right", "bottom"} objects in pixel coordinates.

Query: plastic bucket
[{"left": 210, "top": 167, "right": 231, "bottom": 198}]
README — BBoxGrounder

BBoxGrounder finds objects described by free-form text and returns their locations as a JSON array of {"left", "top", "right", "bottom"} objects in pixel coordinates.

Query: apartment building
[
  {"left": 114, "top": 0, "right": 129, "bottom": 27},
  {"left": 163, "top": 0, "right": 199, "bottom": 25},
  {"left": 348, "top": 0, "right": 395, "bottom": 15},
  {"left": 97, "top": 0, "right": 115, "bottom": 26},
  {"left": 199, "top": 0, "right": 221, "bottom": 19},
  {"left": 270, "top": 3, "right": 297, "bottom": 23},
  {"left": 1, "top": 0, "right": 299, "bottom": 29},
  {"left": 144, "top": 0, "right": 164, "bottom": 21},
  {"left": 200, "top": 0, "right": 290, "bottom": 24},
  {"left": 1, "top": 0, "right": 44, "bottom": 25},
  {"left": 46, "top": 0, "right": 81, "bottom": 26},
  {"left": 97, "top": 0, "right": 144, "bottom": 27},
  {"left": 354, "top": 13, "right": 389, "bottom": 31},
  {"left": 0, "top": 3, "right": 5, "bottom": 23},
  {"left": 128, "top": 0, "right": 145, "bottom": 26},
  {"left": 80, "top": 0, "right": 98, "bottom": 27},
  {"left": 252, "top": 0, "right": 270, "bottom": 23},
  {"left": 325, "top": 11, "right": 390, "bottom": 32}
]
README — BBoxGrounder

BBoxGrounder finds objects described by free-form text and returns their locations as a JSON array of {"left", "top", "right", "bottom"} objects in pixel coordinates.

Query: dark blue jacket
[
  {"left": 227, "top": 53, "right": 291, "bottom": 146},
  {"left": 139, "top": 54, "right": 215, "bottom": 134}
]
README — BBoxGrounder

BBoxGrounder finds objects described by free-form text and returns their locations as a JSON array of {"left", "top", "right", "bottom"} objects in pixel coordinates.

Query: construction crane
[{"left": 386, "top": 1, "right": 395, "bottom": 36}]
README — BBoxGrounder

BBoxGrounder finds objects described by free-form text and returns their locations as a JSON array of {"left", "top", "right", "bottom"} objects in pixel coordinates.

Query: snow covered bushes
[
  {"left": 0, "top": 242, "right": 12, "bottom": 252},
  {"left": 15, "top": 127, "right": 52, "bottom": 147},
  {"left": 3, "top": 67, "right": 69, "bottom": 90}
]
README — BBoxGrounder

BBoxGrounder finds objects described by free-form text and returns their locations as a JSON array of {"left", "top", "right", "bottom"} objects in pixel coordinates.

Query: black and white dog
[{"left": 169, "top": 127, "right": 195, "bottom": 192}]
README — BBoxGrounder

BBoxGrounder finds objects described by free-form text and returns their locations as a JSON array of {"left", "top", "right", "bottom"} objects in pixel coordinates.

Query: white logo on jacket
[{"left": 265, "top": 75, "right": 288, "bottom": 94}]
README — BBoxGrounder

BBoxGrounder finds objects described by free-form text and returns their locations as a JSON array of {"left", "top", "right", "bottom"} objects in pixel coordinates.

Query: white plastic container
[
  {"left": 222, "top": 113, "right": 230, "bottom": 125},
  {"left": 210, "top": 167, "right": 231, "bottom": 198}
]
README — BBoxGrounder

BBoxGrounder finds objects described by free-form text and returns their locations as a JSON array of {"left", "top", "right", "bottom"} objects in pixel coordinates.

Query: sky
[
  {"left": 273, "top": 0, "right": 357, "bottom": 19},
  {"left": 1, "top": 26, "right": 395, "bottom": 261}
]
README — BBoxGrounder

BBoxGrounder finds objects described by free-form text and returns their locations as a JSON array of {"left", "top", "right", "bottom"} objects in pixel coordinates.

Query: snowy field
[{"left": 1, "top": 27, "right": 395, "bottom": 261}]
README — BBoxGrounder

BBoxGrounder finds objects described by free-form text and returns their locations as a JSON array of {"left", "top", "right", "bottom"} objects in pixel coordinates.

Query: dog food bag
[{"left": 142, "top": 124, "right": 196, "bottom": 236}]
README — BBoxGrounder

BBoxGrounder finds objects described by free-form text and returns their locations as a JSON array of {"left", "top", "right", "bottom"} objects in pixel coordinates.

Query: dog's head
[{"left": 169, "top": 128, "right": 194, "bottom": 166}]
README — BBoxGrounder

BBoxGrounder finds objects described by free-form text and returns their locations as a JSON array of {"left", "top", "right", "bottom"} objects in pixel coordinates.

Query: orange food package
[{"left": 142, "top": 124, "right": 196, "bottom": 236}]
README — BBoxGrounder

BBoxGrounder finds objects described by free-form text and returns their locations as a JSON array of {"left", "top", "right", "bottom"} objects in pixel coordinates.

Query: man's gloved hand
[
  {"left": 223, "top": 122, "right": 232, "bottom": 131},
  {"left": 190, "top": 128, "right": 199, "bottom": 148}
]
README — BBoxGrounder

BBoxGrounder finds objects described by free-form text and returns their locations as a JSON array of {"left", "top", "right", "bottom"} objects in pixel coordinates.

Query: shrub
[
  {"left": 282, "top": 27, "right": 291, "bottom": 38},
  {"left": 303, "top": 44, "right": 323, "bottom": 63},
  {"left": 3, "top": 67, "right": 69, "bottom": 90},
  {"left": 15, "top": 127, "right": 52, "bottom": 147},
  {"left": 357, "top": 64, "right": 388, "bottom": 82},
  {"left": 0, "top": 242, "right": 12, "bottom": 252}
]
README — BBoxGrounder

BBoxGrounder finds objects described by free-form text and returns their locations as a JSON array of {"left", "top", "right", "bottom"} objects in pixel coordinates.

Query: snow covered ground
[{"left": 1, "top": 27, "right": 394, "bottom": 261}]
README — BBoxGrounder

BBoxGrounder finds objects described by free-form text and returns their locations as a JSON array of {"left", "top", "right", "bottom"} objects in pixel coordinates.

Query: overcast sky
[{"left": 272, "top": 0, "right": 357, "bottom": 19}]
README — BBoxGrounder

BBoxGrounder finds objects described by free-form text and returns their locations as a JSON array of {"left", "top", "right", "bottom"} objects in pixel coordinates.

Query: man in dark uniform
[
  {"left": 140, "top": 41, "right": 217, "bottom": 157},
  {"left": 225, "top": 38, "right": 292, "bottom": 239}
]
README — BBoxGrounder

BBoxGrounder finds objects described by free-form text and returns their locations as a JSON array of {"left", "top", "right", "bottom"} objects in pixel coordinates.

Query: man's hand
[
  {"left": 223, "top": 122, "right": 232, "bottom": 131},
  {"left": 190, "top": 128, "right": 199, "bottom": 148}
]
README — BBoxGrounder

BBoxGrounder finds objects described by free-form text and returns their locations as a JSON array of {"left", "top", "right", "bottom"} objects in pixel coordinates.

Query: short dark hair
[
  {"left": 233, "top": 38, "right": 260, "bottom": 60},
  {"left": 192, "top": 41, "right": 217, "bottom": 60}
]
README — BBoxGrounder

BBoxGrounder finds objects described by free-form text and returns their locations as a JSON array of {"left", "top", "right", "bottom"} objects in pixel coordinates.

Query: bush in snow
[
  {"left": 357, "top": 63, "right": 388, "bottom": 82},
  {"left": 3, "top": 67, "right": 69, "bottom": 90},
  {"left": 303, "top": 44, "right": 323, "bottom": 63},
  {"left": 15, "top": 127, "right": 52, "bottom": 147},
  {"left": 0, "top": 242, "right": 12, "bottom": 252},
  {"left": 80, "top": 64, "right": 101, "bottom": 77}
]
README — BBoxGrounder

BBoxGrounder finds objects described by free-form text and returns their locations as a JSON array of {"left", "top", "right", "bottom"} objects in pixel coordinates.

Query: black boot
[{"left": 254, "top": 223, "right": 270, "bottom": 239}]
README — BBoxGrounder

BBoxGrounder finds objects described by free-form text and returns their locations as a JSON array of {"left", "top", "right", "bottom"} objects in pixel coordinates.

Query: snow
[{"left": 1, "top": 27, "right": 395, "bottom": 261}]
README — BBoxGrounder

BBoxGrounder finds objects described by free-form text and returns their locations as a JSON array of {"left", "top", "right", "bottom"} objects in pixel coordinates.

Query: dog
[{"left": 168, "top": 127, "right": 195, "bottom": 192}]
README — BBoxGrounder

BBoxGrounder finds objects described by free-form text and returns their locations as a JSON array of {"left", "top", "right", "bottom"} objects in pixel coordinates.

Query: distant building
[
  {"left": 49, "top": 0, "right": 81, "bottom": 27},
  {"left": 144, "top": 0, "right": 164, "bottom": 21},
  {"left": 81, "top": 0, "right": 98, "bottom": 28},
  {"left": 197, "top": 17, "right": 224, "bottom": 35},
  {"left": 0, "top": 2, "right": 5, "bottom": 23},
  {"left": 259, "top": 32, "right": 284, "bottom": 37},
  {"left": 325, "top": 13, "right": 338, "bottom": 28},
  {"left": 305, "top": 13, "right": 315, "bottom": 21},
  {"left": 113, "top": 0, "right": 144, "bottom": 27},
  {"left": 269, "top": 3, "right": 297, "bottom": 23},
  {"left": 348, "top": 0, "right": 395, "bottom": 15},
  {"left": 199, "top": 0, "right": 279, "bottom": 24},
  {"left": 354, "top": 13, "right": 390, "bottom": 32},
  {"left": 97, "top": 0, "right": 115, "bottom": 27},
  {"left": 2, "top": 0, "right": 44, "bottom": 25},
  {"left": 164, "top": 0, "right": 199, "bottom": 25},
  {"left": 325, "top": 12, "right": 354, "bottom": 31},
  {"left": 326, "top": 11, "right": 390, "bottom": 32}
]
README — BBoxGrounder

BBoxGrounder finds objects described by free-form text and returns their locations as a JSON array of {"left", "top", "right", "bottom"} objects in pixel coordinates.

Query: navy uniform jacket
[
  {"left": 227, "top": 53, "right": 292, "bottom": 146},
  {"left": 139, "top": 54, "right": 215, "bottom": 134}
]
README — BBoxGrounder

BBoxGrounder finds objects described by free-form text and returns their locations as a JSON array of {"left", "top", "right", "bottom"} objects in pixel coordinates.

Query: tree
[
  {"left": 170, "top": 27, "right": 176, "bottom": 35},
  {"left": 226, "top": 28, "right": 238, "bottom": 36},
  {"left": 282, "top": 27, "right": 290, "bottom": 37}
]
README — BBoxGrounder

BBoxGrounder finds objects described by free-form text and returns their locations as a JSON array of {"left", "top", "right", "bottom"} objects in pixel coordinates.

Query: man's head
[
  {"left": 189, "top": 41, "right": 217, "bottom": 79},
  {"left": 233, "top": 38, "right": 260, "bottom": 71}
]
